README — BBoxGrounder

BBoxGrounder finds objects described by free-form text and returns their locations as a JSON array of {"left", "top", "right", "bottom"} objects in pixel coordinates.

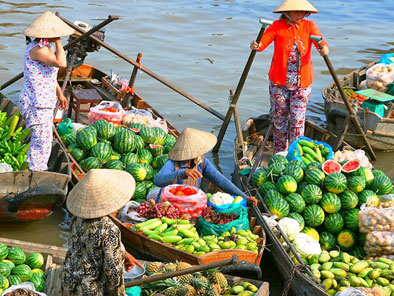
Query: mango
[
  {"left": 329, "top": 250, "right": 340, "bottom": 258},
  {"left": 376, "top": 277, "right": 390, "bottom": 286},
  {"left": 369, "top": 269, "right": 381, "bottom": 280},
  {"left": 309, "top": 254, "right": 319, "bottom": 265},
  {"left": 246, "top": 284, "right": 258, "bottom": 292},
  {"left": 327, "top": 289, "right": 336, "bottom": 295},
  {"left": 358, "top": 267, "right": 373, "bottom": 278},
  {"left": 371, "top": 262, "right": 389, "bottom": 269},
  {"left": 230, "top": 286, "right": 244, "bottom": 294},
  {"left": 321, "top": 270, "right": 334, "bottom": 279},
  {"left": 339, "top": 279, "right": 350, "bottom": 287},
  {"left": 330, "top": 268, "right": 347, "bottom": 278},
  {"left": 237, "top": 237, "right": 249, "bottom": 246},
  {"left": 348, "top": 275, "right": 361, "bottom": 287},
  {"left": 322, "top": 278, "right": 332, "bottom": 290},
  {"left": 350, "top": 261, "right": 369, "bottom": 274},
  {"left": 319, "top": 251, "right": 331, "bottom": 263},
  {"left": 358, "top": 277, "right": 369, "bottom": 288},
  {"left": 321, "top": 262, "right": 333, "bottom": 271},
  {"left": 341, "top": 252, "right": 351, "bottom": 264},
  {"left": 332, "top": 262, "right": 349, "bottom": 271}
]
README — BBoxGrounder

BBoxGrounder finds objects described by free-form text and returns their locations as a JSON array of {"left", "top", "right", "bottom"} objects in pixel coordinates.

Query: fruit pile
[
  {"left": 251, "top": 153, "right": 393, "bottom": 257},
  {"left": 202, "top": 207, "right": 239, "bottom": 225},
  {"left": 306, "top": 250, "right": 394, "bottom": 295},
  {"left": 292, "top": 139, "right": 330, "bottom": 165},
  {"left": 61, "top": 119, "right": 176, "bottom": 201},
  {"left": 0, "top": 243, "right": 46, "bottom": 294},
  {"left": 137, "top": 200, "right": 181, "bottom": 219},
  {"left": 168, "top": 185, "right": 198, "bottom": 196}
]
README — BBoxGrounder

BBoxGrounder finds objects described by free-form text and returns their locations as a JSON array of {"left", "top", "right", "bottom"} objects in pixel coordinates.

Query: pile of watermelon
[
  {"left": 0, "top": 244, "right": 46, "bottom": 293},
  {"left": 251, "top": 154, "right": 394, "bottom": 258},
  {"left": 61, "top": 120, "right": 176, "bottom": 202}
]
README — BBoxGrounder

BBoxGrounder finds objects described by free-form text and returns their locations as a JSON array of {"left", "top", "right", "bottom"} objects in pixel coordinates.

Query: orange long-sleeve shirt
[{"left": 258, "top": 18, "right": 328, "bottom": 88}]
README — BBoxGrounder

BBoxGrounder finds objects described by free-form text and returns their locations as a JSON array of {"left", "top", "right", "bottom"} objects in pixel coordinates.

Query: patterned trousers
[{"left": 269, "top": 82, "right": 312, "bottom": 153}]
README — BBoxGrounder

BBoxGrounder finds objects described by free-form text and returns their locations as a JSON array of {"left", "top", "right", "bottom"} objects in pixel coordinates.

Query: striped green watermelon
[
  {"left": 358, "top": 190, "right": 378, "bottom": 206},
  {"left": 251, "top": 168, "right": 268, "bottom": 188},
  {"left": 358, "top": 233, "right": 366, "bottom": 246},
  {"left": 303, "top": 204, "right": 325, "bottom": 227},
  {"left": 138, "top": 149, "right": 153, "bottom": 164},
  {"left": 277, "top": 175, "right": 297, "bottom": 194},
  {"left": 0, "top": 262, "right": 11, "bottom": 277},
  {"left": 143, "top": 181, "right": 154, "bottom": 190},
  {"left": 153, "top": 154, "right": 168, "bottom": 170},
  {"left": 0, "top": 274, "right": 8, "bottom": 290},
  {"left": 269, "top": 198, "right": 289, "bottom": 219},
  {"left": 258, "top": 181, "right": 277, "bottom": 196},
  {"left": 283, "top": 165, "right": 304, "bottom": 183},
  {"left": 344, "top": 209, "right": 359, "bottom": 231},
  {"left": 305, "top": 168, "right": 325, "bottom": 186},
  {"left": 0, "top": 244, "right": 8, "bottom": 261},
  {"left": 61, "top": 133, "right": 76, "bottom": 147},
  {"left": 347, "top": 176, "right": 366, "bottom": 193},
  {"left": 288, "top": 159, "right": 305, "bottom": 169},
  {"left": 8, "top": 274, "right": 21, "bottom": 286},
  {"left": 264, "top": 190, "right": 283, "bottom": 207},
  {"left": 26, "top": 253, "right": 44, "bottom": 269},
  {"left": 7, "top": 247, "right": 25, "bottom": 265},
  {"left": 350, "top": 245, "right": 365, "bottom": 260},
  {"left": 76, "top": 126, "right": 97, "bottom": 150},
  {"left": 267, "top": 162, "right": 286, "bottom": 182},
  {"left": 31, "top": 268, "right": 45, "bottom": 278},
  {"left": 93, "top": 119, "right": 116, "bottom": 141},
  {"left": 301, "top": 184, "right": 322, "bottom": 204},
  {"left": 114, "top": 128, "right": 136, "bottom": 154},
  {"left": 149, "top": 144, "right": 164, "bottom": 157},
  {"left": 90, "top": 142, "right": 112, "bottom": 163},
  {"left": 151, "top": 127, "right": 167, "bottom": 145},
  {"left": 79, "top": 157, "right": 101, "bottom": 172},
  {"left": 288, "top": 212, "right": 305, "bottom": 230},
  {"left": 130, "top": 123, "right": 145, "bottom": 131},
  {"left": 142, "top": 164, "right": 154, "bottom": 180},
  {"left": 352, "top": 167, "right": 374, "bottom": 185},
  {"left": 139, "top": 126, "right": 155, "bottom": 144},
  {"left": 369, "top": 174, "right": 392, "bottom": 195},
  {"left": 297, "top": 181, "right": 308, "bottom": 194},
  {"left": 30, "top": 273, "right": 45, "bottom": 292},
  {"left": 302, "top": 227, "right": 319, "bottom": 241},
  {"left": 103, "top": 159, "right": 125, "bottom": 170},
  {"left": 372, "top": 169, "right": 385, "bottom": 177},
  {"left": 133, "top": 182, "right": 148, "bottom": 201},
  {"left": 305, "top": 161, "right": 321, "bottom": 174},
  {"left": 126, "top": 163, "right": 147, "bottom": 181},
  {"left": 134, "top": 135, "right": 145, "bottom": 151},
  {"left": 122, "top": 152, "right": 139, "bottom": 166},
  {"left": 323, "top": 213, "right": 344, "bottom": 234},
  {"left": 320, "top": 193, "right": 341, "bottom": 213},
  {"left": 319, "top": 232, "right": 336, "bottom": 251},
  {"left": 285, "top": 193, "right": 305, "bottom": 213},
  {"left": 70, "top": 147, "right": 86, "bottom": 162},
  {"left": 339, "top": 190, "right": 358, "bottom": 210},
  {"left": 110, "top": 150, "right": 122, "bottom": 160},
  {"left": 67, "top": 143, "right": 78, "bottom": 153},
  {"left": 1, "top": 260, "right": 14, "bottom": 271},
  {"left": 336, "top": 229, "right": 356, "bottom": 251},
  {"left": 268, "top": 154, "right": 288, "bottom": 167},
  {"left": 324, "top": 172, "right": 347, "bottom": 194},
  {"left": 11, "top": 264, "right": 32, "bottom": 281},
  {"left": 164, "top": 134, "right": 176, "bottom": 153}
]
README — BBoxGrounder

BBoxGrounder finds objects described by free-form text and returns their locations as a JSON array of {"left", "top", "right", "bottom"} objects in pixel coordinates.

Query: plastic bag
[
  {"left": 0, "top": 162, "right": 13, "bottom": 173},
  {"left": 378, "top": 53, "right": 394, "bottom": 65},
  {"left": 359, "top": 205, "right": 394, "bottom": 233},
  {"left": 286, "top": 136, "right": 333, "bottom": 162},
  {"left": 366, "top": 194, "right": 394, "bottom": 209},
  {"left": 160, "top": 184, "right": 207, "bottom": 219},
  {"left": 207, "top": 197, "right": 247, "bottom": 212},
  {"left": 88, "top": 101, "right": 125, "bottom": 125},
  {"left": 118, "top": 201, "right": 147, "bottom": 224},
  {"left": 335, "top": 287, "right": 385, "bottom": 296},
  {"left": 124, "top": 107, "right": 168, "bottom": 133},
  {"left": 2, "top": 282, "right": 48, "bottom": 296},
  {"left": 366, "top": 63, "right": 394, "bottom": 92},
  {"left": 196, "top": 206, "right": 250, "bottom": 236},
  {"left": 364, "top": 231, "right": 394, "bottom": 256}
]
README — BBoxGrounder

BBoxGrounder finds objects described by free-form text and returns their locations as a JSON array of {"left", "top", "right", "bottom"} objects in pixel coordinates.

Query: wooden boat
[
  {"left": 322, "top": 60, "right": 394, "bottom": 151},
  {"left": 0, "top": 95, "right": 71, "bottom": 222},
  {"left": 0, "top": 237, "right": 67, "bottom": 296}
]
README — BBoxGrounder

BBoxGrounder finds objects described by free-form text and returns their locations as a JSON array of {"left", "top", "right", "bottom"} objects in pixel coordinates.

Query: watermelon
[
  {"left": 70, "top": 147, "right": 86, "bottom": 162},
  {"left": 90, "top": 141, "right": 112, "bottom": 163},
  {"left": 67, "top": 143, "right": 78, "bottom": 153},
  {"left": 61, "top": 133, "right": 76, "bottom": 147},
  {"left": 130, "top": 123, "right": 145, "bottom": 131},
  {"left": 143, "top": 181, "right": 154, "bottom": 190},
  {"left": 139, "top": 126, "right": 155, "bottom": 144},
  {"left": 114, "top": 128, "right": 136, "bottom": 154},
  {"left": 372, "top": 169, "right": 385, "bottom": 177},
  {"left": 319, "top": 232, "right": 336, "bottom": 251},
  {"left": 79, "top": 157, "right": 101, "bottom": 172},
  {"left": 103, "top": 159, "right": 125, "bottom": 170},
  {"left": 138, "top": 149, "right": 153, "bottom": 164},
  {"left": 93, "top": 119, "right": 116, "bottom": 141},
  {"left": 0, "top": 262, "right": 11, "bottom": 277},
  {"left": 301, "top": 184, "right": 322, "bottom": 204},
  {"left": 303, "top": 204, "right": 325, "bottom": 227},
  {"left": 341, "top": 160, "right": 360, "bottom": 173},
  {"left": 258, "top": 182, "right": 277, "bottom": 196},
  {"left": 1, "top": 260, "right": 14, "bottom": 271},
  {"left": 264, "top": 190, "right": 283, "bottom": 207},
  {"left": 142, "top": 164, "right": 154, "bottom": 180},
  {"left": 352, "top": 167, "right": 374, "bottom": 186},
  {"left": 369, "top": 174, "right": 392, "bottom": 195},
  {"left": 283, "top": 165, "right": 304, "bottom": 183},
  {"left": 25, "top": 253, "right": 44, "bottom": 269},
  {"left": 288, "top": 212, "right": 305, "bottom": 230},
  {"left": 134, "top": 135, "right": 145, "bottom": 151},
  {"left": 31, "top": 268, "right": 45, "bottom": 278},
  {"left": 267, "top": 162, "right": 286, "bottom": 182},
  {"left": 320, "top": 193, "right": 341, "bottom": 213},
  {"left": 277, "top": 175, "right": 297, "bottom": 195},
  {"left": 305, "top": 161, "right": 321, "bottom": 174},
  {"left": 154, "top": 154, "right": 168, "bottom": 170},
  {"left": 358, "top": 233, "right": 366, "bottom": 246},
  {"left": 347, "top": 176, "right": 366, "bottom": 193},
  {"left": 251, "top": 168, "right": 268, "bottom": 188},
  {"left": 322, "top": 160, "right": 341, "bottom": 175},
  {"left": 350, "top": 245, "right": 365, "bottom": 259},
  {"left": 0, "top": 274, "right": 8, "bottom": 290},
  {"left": 7, "top": 247, "right": 25, "bottom": 265},
  {"left": 305, "top": 168, "right": 325, "bottom": 186},
  {"left": 344, "top": 209, "right": 359, "bottom": 231},
  {"left": 324, "top": 213, "right": 344, "bottom": 234},
  {"left": 324, "top": 172, "right": 347, "bottom": 194},
  {"left": 302, "top": 227, "right": 319, "bottom": 241},
  {"left": 151, "top": 127, "right": 167, "bottom": 145},
  {"left": 149, "top": 144, "right": 164, "bottom": 157},
  {"left": 8, "top": 274, "right": 21, "bottom": 286},
  {"left": 357, "top": 190, "right": 378, "bottom": 206},
  {"left": 76, "top": 126, "right": 97, "bottom": 150},
  {"left": 133, "top": 182, "right": 148, "bottom": 201},
  {"left": 110, "top": 150, "right": 122, "bottom": 160},
  {"left": 297, "top": 181, "right": 308, "bottom": 194},
  {"left": 122, "top": 152, "right": 139, "bottom": 166},
  {"left": 11, "top": 264, "right": 32, "bottom": 281},
  {"left": 30, "top": 273, "right": 45, "bottom": 292},
  {"left": 126, "top": 163, "right": 147, "bottom": 181},
  {"left": 289, "top": 159, "right": 305, "bottom": 169},
  {"left": 0, "top": 244, "right": 8, "bottom": 261},
  {"left": 269, "top": 198, "right": 289, "bottom": 219},
  {"left": 285, "top": 193, "right": 305, "bottom": 213},
  {"left": 164, "top": 134, "right": 176, "bottom": 153},
  {"left": 269, "top": 154, "right": 288, "bottom": 167},
  {"left": 339, "top": 190, "right": 358, "bottom": 210},
  {"left": 336, "top": 229, "right": 356, "bottom": 250}
]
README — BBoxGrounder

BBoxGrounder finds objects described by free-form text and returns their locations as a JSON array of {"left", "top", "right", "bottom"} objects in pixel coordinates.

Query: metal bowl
[{"left": 124, "top": 264, "right": 145, "bottom": 282}]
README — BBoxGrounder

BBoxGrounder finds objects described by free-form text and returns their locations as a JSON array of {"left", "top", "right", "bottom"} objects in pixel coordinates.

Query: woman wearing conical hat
[
  {"left": 250, "top": 0, "right": 329, "bottom": 153},
  {"left": 154, "top": 128, "right": 257, "bottom": 205},
  {"left": 19, "top": 11, "right": 73, "bottom": 171}
]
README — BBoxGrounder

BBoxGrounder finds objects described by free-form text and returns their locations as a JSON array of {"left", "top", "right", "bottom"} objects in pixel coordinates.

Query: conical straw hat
[
  {"left": 66, "top": 169, "right": 135, "bottom": 219},
  {"left": 23, "top": 11, "right": 74, "bottom": 38},
  {"left": 273, "top": 0, "right": 318, "bottom": 13},
  {"left": 168, "top": 128, "right": 217, "bottom": 161}
]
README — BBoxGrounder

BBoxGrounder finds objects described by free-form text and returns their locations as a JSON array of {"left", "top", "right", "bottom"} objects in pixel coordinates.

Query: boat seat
[{"left": 68, "top": 89, "right": 102, "bottom": 123}]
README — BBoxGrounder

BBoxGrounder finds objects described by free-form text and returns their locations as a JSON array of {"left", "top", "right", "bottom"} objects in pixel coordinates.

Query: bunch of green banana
[
  {"left": 223, "top": 281, "right": 259, "bottom": 296},
  {"left": 295, "top": 139, "right": 330, "bottom": 165},
  {"left": 306, "top": 250, "right": 394, "bottom": 295}
]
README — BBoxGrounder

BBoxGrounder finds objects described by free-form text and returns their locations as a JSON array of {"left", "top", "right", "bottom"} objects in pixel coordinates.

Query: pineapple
[
  {"left": 164, "top": 287, "right": 179, "bottom": 296},
  {"left": 181, "top": 284, "right": 196, "bottom": 296},
  {"left": 178, "top": 273, "right": 193, "bottom": 284},
  {"left": 211, "top": 271, "right": 228, "bottom": 289},
  {"left": 205, "top": 285, "right": 220, "bottom": 296},
  {"left": 176, "top": 261, "right": 192, "bottom": 270},
  {"left": 163, "top": 262, "right": 177, "bottom": 272},
  {"left": 191, "top": 275, "right": 207, "bottom": 295},
  {"left": 146, "top": 261, "right": 164, "bottom": 273}
]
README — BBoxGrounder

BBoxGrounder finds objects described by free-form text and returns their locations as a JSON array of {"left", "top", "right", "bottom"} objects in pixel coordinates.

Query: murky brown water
[{"left": 0, "top": 0, "right": 393, "bottom": 251}]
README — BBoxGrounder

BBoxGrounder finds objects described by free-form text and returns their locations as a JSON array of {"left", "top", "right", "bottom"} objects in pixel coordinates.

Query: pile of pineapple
[{"left": 142, "top": 261, "right": 254, "bottom": 296}]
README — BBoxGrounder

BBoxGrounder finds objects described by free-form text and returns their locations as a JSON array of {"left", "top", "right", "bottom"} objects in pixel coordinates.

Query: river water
[{"left": 0, "top": 0, "right": 393, "bottom": 281}]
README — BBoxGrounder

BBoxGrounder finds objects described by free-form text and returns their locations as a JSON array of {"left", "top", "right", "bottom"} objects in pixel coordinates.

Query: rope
[{"left": 281, "top": 264, "right": 306, "bottom": 296}]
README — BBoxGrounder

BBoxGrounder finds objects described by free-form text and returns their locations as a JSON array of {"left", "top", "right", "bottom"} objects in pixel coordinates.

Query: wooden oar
[
  {"left": 125, "top": 255, "right": 239, "bottom": 288},
  {"left": 213, "top": 18, "right": 273, "bottom": 153},
  {"left": 310, "top": 35, "right": 376, "bottom": 160}
]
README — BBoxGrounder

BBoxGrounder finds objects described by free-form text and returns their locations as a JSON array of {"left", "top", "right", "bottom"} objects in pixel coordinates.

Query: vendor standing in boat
[
  {"left": 62, "top": 169, "right": 142, "bottom": 296},
  {"left": 19, "top": 11, "right": 71, "bottom": 171},
  {"left": 250, "top": 0, "right": 329, "bottom": 153},
  {"left": 154, "top": 128, "right": 257, "bottom": 205}
]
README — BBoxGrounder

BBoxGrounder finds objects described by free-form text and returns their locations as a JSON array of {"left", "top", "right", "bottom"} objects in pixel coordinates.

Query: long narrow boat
[
  {"left": 231, "top": 115, "right": 350, "bottom": 295},
  {"left": 0, "top": 95, "right": 71, "bottom": 222},
  {"left": 322, "top": 60, "right": 394, "bottom": 151}
]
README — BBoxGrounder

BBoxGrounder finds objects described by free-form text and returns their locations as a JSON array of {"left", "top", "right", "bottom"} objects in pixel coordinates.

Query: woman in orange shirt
[{"left": 250, "top": 0, "right": 329, "bottom": 153}]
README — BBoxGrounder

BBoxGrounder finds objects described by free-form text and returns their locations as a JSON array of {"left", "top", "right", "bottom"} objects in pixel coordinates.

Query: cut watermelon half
[
  {"left": 149, "top": 144, "right": 163, "bottom": 149},
  {"left": 322, "top": 160, "right": 341, "bottom": 174},
  {"left": 341, "top": 160, "right": 361, "bottom": 173},
  {"left": 130, "top": 128, "right": 140, "bottom": 133}
]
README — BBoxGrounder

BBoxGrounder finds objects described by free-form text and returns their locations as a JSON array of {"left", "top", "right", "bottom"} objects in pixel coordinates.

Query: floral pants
[{"left": 269, "top": 82, "right": 312, "bottom": 153}]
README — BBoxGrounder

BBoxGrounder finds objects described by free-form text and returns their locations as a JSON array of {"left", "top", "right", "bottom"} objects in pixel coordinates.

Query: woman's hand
[
  {"left": 185, "top": 168, "right": 202, "bottom": 180},
  {"left": 246, "top": 196, "right": 258, "bottom": 205},
  {"left": 319, "top": 45, "right": 329, "bottom": 56},
  {"left": 124, "top": 251, "right": 143, "bottom": 271},
  {"left": 57, "top": 94, "right": 68, "bottom": 110},
  {"left": 48, "top": 37, "right": 61, "bottom": 43},
  {"left": 250, "top": 40, "right": 259, "bottom": 50}
]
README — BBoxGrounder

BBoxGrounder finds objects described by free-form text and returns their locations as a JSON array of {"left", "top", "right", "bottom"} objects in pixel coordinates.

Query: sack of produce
[
  {"left": 286, "top": 136, "right": 333, "bottom": 165},
  {"left": 196, "top": 206, "right": 250, "bottom": 236},
  {"left": 359, "top": 205, "right": 394, "bottom": 233},
  {"left": 366, "top": 63, "right": 394, "bottom": 92},
  {"left": 364, "top": 231, "right": 394, "bottom": 257},
  {"left": 207, "top": 192, "right": 246, "bottom": 212},
  {"left": 161, "top": 184, "right": 206, "bottom": 219},
  {"left": 88, "top": 101, "right": 124, "bottom": 125},
  {"left": 335, "top": 287, "right": 386, "bottom": 296},
  {"left": 123, "top": 107, "right": 168, "bottom": 133}
]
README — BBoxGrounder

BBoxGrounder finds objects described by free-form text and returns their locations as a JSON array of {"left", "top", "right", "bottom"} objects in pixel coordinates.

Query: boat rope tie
[{"left": 281, "top": 263, "right": 307, "bottom": 296}]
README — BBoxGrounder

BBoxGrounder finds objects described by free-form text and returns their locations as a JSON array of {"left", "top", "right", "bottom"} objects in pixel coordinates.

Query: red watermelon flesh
[
  {"left": 130, "top": 128, "right": 140, "bottom": 133},
  {"left": 322, "top": 160, "right": 341, "bottom": 174},
  {"left": 341, "top": 160, "right": 360, "bottom": 173}
]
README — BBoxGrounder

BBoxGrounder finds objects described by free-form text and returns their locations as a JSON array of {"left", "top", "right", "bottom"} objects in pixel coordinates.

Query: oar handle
[
  {"left": 310, "top": 35, "right": 323, "bottom": 43},
  {"left": 259, "top": 18, "right": 273, "bottom": 26}
]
